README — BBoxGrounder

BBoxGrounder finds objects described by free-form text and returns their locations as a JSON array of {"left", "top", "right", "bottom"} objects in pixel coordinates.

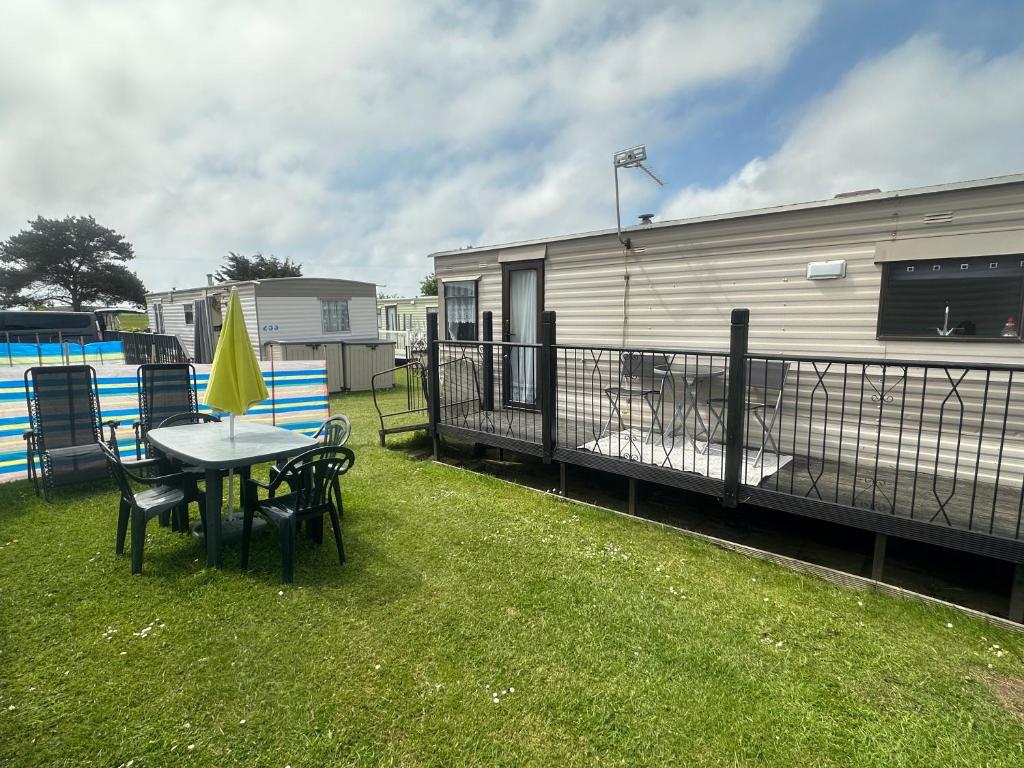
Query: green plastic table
[{"left": 146, "top": 421, "right": 317, "bottom": 567}]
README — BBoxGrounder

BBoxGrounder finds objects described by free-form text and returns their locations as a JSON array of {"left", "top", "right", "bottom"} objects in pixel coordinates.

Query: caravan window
[
  {"left": 183, "top": 303, "right": 194, "bottom": 325},
  {"left": 877, "top": 255, "right": 1024, "bottom": 340},
  {"left": 444, "top": 280, "right": 478, "bottom": 340},
  {"left": 321, "top": 299, "right": 351, "bottom": 333}
]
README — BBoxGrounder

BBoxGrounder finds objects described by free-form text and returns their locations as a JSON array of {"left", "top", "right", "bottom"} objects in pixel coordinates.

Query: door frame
[{"left": 501, "top": 259, "right": 545, "bottom": 410}]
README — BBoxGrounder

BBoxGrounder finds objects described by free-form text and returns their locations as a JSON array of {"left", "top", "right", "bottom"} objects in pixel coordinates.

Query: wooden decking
[{"left": 438, "top": 407, "right": 1024, "bottom": 546}]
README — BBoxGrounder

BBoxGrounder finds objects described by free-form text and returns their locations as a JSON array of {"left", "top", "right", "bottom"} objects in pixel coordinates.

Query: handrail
[
  {"left": 746, "top": 351, "right": 1024, "bottom": 373},
  {"left": 436, "top": 339, "right": 543, "bottom": 349}
]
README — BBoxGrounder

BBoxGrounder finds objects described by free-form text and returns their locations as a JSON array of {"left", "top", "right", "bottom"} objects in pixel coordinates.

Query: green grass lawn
[
  {"left": 1, "top": 379, "right": 1022, "bottom": 767},
  {"left": 113, "top": 312, "right": 150, "bottom": 332}
]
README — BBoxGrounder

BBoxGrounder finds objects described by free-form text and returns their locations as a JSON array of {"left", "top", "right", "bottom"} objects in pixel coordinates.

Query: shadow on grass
[
  {"left": 380, "top": 430, "right": 434, "bottom": 460},
  {"left": 0, "top": 478, "right": 116, "bottom": 523},
  {"left": 134, "top": 506, "right": 424, "bottom": 608}
]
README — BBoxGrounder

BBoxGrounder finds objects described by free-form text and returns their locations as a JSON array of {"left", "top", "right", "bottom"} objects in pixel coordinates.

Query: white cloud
[
  {"left": 661, "top": 36, "right": 1024, "bottom": 221},
  {"left": 0, "top": 0, "right": 821, "bottom": 295}
]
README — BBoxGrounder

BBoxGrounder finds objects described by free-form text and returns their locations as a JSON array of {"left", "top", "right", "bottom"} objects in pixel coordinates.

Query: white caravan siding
[
  {"left": 378, "top": 296, "right": 438, "bottom": 332},
  {"left": 144, "top": 285, "right": 257, "bottom": 359},
  {"left": 257, "top": 296, "right": 378, "bottom": 343},
  {"left": 433, "top": 179, "right": 1024, "bottom": 496},
  {"left": 436, "top": 180, "right": 1024, "bottom": 365}
]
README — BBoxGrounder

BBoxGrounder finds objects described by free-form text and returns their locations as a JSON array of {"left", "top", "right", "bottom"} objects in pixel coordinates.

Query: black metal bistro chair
[
  {"left": 133, "top": 363, "right": 198, "bottom": 459},
  {"left": 23, "top": 365, "right": 119, "bottom": 500},
  {"left": 241, "top": 445, "right": 355, "bottom": 584},
  {"left": 100, "top": 443, "right": 206, "bottom": 575},
  {"left": 706, "top": 360, "right": 790, "bottom": 467},
  {"left": 603, "top": 352, "right": 670, "bottom": 439}
]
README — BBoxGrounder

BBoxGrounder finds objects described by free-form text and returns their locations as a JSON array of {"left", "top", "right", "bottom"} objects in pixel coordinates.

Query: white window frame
[
  {"left": 443, "top": 279, "right": 479, "bottom": 341},
  {"left": 320, "top": 298, "right": 351, "bottom": 333}
]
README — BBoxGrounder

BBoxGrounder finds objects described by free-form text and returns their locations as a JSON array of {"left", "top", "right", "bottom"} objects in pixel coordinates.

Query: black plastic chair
[
  {"left": 241, "top": 445, "right": 355, "bottom": 583},
  {"left": 158, "top": 411, "right": 222, "bottom": 429},
  {"left": 145, "top": 411, "right": 222, "bottom": 526},
  {"left": 100, "top": 443, "right": 206, "bottom": 575},
  {"left": 134, "top": 363, "right": 198, "bottom": 459},
  {"left": 270, "top": 415, "right": 351, "bottom": 516},
  {"left": 23, "top": 365, "right": 119, "bottom": 500}
]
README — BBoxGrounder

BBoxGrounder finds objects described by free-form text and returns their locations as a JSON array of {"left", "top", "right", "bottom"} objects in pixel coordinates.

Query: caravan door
[{"left": 501, "top": 260, "right": 544, "bottom": 409}]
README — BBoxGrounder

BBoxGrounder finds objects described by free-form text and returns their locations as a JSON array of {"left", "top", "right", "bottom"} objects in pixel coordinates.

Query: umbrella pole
[{"left": 227, "top": 413, "right": 235, "bottom": 513}]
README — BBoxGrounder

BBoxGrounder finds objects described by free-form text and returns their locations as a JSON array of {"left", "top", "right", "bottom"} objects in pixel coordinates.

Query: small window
[
  {"left": 183, "top": 303, "right": 194, "bottom": 325},
  {"left": 321, "top": 299, "right": 350, "bottom": 333},
  {"left": 878, "top": 255, "right": 1024, "bottom": 340},
  {"left": 444, "top": 280, "right": 478, "bottom": 340}
]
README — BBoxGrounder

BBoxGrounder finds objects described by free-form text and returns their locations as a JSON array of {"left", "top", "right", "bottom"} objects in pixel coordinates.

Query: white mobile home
[
  {"left": 377, "top": 295, "right": 438, "bottom": 360},
  {"left": 430, "top": 173, "right": 1024, "bottom": 365},
  {"left": 377, "top": 295, "right": 438, "bottom": 335},
  {"left": 426, "top": 174, "right": 1024, "bottom": 607},
  {"left": 145, "top": 277, "right": 379, "bottom": 362}
]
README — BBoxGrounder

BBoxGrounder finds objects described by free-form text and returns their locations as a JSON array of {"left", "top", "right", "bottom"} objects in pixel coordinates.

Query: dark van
[{"left": 0, "top": 310, "right": 102, "bottom": 343}]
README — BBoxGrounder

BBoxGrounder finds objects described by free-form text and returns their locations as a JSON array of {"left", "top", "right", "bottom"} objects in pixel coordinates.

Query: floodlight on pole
[{"left": 613, "top": 144, "right": 664, "bottom": 249}]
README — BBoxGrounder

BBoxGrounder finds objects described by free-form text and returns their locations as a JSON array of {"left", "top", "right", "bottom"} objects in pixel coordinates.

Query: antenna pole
[{"left": 614, "top": 164, "right": 630, "bottom": 250}]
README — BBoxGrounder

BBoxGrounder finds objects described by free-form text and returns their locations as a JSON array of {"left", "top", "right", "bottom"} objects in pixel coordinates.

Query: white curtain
[
  {"left": 444, "top": 282, "right": 476, "bottom": 340},
  {"left": 510, "top": 269, "right": 537, "bottom": 403}
]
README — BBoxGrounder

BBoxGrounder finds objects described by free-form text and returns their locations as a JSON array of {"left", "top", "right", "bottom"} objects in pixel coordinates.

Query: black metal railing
[
  {"left": 743, "top": 353, "right": 1024, "bottom": 541},
  {"left": 372, "top": 360, "right": 430, "bottom": 446},
  {"left": 553, "top": 343, "right": 731, "bottom": 472},
  {"left": 425, "top": 310, "right": 1024, "bottom": 547},
  {"left": 103, "top": 331, "right": 189, "bottom": 364},
  {"left": 434, "top": 339, "right": 545, "bottom": 450}
]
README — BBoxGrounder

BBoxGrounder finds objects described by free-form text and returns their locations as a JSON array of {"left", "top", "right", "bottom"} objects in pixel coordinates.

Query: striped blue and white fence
[
  {"left": 0, "top": 340, "right": 126, "bottom": 367},
  {"left": 0, "top": 360, "right": 329, "bottom": 482}
]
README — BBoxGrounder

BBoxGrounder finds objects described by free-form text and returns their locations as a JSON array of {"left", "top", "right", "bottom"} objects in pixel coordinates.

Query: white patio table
[{"left": 147, "top": 421, "right": 317, "bottom": 567}]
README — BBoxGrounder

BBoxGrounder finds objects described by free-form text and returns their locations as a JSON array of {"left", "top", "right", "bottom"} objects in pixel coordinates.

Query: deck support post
[
  {"left": 481, "top": 312, "right": 494, "bottom": 411},
  {"left": 539, "top": 310, "right": 557, "bottom": 464},
  {"left": 628, "top": 477, "right": 638, "bottom": 516},
  {"left": 559, "top": 462, "right": 567, "bottom": 496},
  {"left": 426, "top": 312, "right": 442, "bottom": 460},
  {"left": 722, "top": 308, "right": 750, "bottom": 508},
  {"left": 1011, "top": 564, "right": 1024, "bottom": 623},
  {"left": 871, "top": 533, "right": 887, "bottom": 582}
]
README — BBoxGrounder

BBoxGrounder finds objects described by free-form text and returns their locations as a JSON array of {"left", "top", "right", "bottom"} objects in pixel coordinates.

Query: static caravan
[
  {"left": 145, "top": 277, "right": 386, "bottom": 390},
  {"left": 377, "top": 295, "right": 438, "bottom": 361},
  {"left": 431, "top": 174, "right": 1024, "bottom": 361},
  {"left": 428, "top": 174, "right": 1024, "bottom": 607}
]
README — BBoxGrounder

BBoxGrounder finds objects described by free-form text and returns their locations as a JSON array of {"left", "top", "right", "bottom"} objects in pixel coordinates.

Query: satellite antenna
[{"left": 613, "top": 144, "right": 664, "bottom": 249}]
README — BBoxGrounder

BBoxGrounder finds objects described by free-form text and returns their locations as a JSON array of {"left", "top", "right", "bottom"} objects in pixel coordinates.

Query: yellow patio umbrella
[{"left": 203, "top": 288, "right": 269, "bottom": 510}]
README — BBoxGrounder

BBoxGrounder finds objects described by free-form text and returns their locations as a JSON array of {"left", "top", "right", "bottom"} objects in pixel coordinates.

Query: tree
[
  {"left": 0, "top": 216, "right": 146, "bottom": 311},
  {"left": 420, "top": 273, "right": 438, "bottom": 296},
  {"left": 215, "top": 252, "right": 303, "bottom": 282}
]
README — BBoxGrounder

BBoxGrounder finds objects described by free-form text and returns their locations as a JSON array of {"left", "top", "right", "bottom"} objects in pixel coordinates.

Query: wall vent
[{"left": 923, "top": 211, "right": 954, "bottom": 224}]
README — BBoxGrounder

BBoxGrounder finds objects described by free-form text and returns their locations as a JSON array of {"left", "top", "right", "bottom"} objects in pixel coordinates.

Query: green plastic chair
[
  {"left": 100, "top": 443, "right": 206, "bottom": 575},
  {"left": 241, "top": 445, "right": 355, "bottom": 583}
]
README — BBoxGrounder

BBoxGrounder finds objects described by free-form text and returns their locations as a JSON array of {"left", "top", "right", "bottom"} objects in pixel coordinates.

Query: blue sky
[{"left": 1, "top": 0, "right": 1023, "bottom": 297}]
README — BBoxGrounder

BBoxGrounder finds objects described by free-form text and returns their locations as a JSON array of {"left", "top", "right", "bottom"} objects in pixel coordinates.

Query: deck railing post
[
  {"left": 722, "top": 308, "right": 750, "bottom": 508},
  {"left": 426, "top": 311, "right": 442, "bottom": 459},
  {"left": 481, "top": 311, "right": 494, "bottom": 411},
  {"left": 540, "top": 310, "right": 557, "bottom": 463}
]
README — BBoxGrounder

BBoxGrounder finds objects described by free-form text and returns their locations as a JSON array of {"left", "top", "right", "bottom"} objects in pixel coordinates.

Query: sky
[{"left": 1, "top": 0, "right": 1023, "bottom": 297}]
